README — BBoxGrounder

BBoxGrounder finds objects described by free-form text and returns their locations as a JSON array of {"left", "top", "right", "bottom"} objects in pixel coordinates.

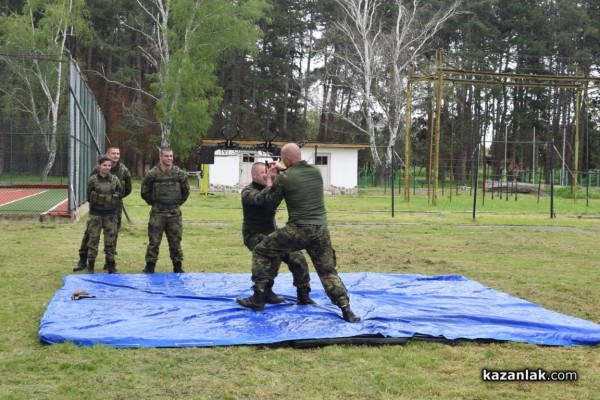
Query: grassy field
[{"left": 0, "top": 184, "right": 599, "bottom": 399}]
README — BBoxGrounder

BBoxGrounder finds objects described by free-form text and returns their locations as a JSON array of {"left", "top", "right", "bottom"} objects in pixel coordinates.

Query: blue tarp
[{"left": 39, "top": 273, "right": 600, "bottom": 348}]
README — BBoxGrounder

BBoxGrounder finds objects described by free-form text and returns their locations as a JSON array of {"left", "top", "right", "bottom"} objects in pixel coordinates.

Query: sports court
[{"left": 0, "top": 186, "right": 69, "bottom": 218}]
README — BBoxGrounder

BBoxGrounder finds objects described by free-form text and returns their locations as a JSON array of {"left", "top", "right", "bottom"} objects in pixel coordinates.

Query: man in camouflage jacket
[{"left": 141, "top": 147, "right": 190, "bottom": 273}]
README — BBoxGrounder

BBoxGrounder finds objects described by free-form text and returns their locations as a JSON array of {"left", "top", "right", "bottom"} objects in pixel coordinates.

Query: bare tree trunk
[
  {"left": 330, "top": 0, "right": 462, "bottom": 186},
  {"left": 318, "top": 78, "right": 330, "bottom": 142},
  {"left": 283, "top": 74, "right": 289, "bottom": 130},
  {"left": 41, "top": 151, "right": 57, "bottom": 182}
]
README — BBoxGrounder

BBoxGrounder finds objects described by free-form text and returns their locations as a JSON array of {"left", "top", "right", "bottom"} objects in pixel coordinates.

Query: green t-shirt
[{"left": 280, "top": 161, "right": 327, "bottom": 225}]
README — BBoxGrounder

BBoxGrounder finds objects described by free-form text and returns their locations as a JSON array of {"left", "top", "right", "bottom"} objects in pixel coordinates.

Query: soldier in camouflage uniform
[
  {"left": 141, "top": 147, "right": 190, "bottom": 273},
  {"left": 241, "top": 162, "right": 315, "bottom": 305},
  {"left": 74, "top": 147, "right": 132, "bottom": 273},
  {"left": 79, "top": 155, "right": 122, "bottom": 274},
  {"left": 237, "top": 144, "right": 360, "bottom": 322}
]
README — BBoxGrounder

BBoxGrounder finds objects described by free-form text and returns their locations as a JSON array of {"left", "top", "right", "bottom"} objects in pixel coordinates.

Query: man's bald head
[{"left": 281, "top": 143, "right": 302, "bottom": 167}]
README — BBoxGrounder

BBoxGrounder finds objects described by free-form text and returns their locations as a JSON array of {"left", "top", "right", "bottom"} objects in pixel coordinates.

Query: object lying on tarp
[
  {"left": 39, "top": 273, "right": 600, "bottom": 348},
  {"left": 71, "top": 290, "right": 95, "bottom": 300}
]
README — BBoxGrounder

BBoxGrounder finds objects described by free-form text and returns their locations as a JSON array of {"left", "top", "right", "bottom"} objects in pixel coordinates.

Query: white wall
[
  {"left": 331, "top": 148, "right": 359, "bottom": 188},
  {"left": 207, "top": 147, "right": 359, "bottom": 189},
  {"left": 208, "top": 151, "right": 239, "bottom": 186},
  {"left": 208, "top": 150, "right": 271, "bottom": 187},
  {"left": 302, "top": 146, "right": 358, "bottom": 188}
]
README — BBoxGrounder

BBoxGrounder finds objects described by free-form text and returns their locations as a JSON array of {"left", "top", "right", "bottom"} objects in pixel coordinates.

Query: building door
[
  {"left": 239, "top": 153, "right": 255, "bottom": 186},
  {"left": 315, "top": 153, "right": 331, "bottom": 190}
]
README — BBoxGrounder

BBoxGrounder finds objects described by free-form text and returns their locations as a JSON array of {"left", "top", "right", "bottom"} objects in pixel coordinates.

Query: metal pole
[
  {"left": 504, "top": 125, "right": 507, "bottom": 200},
  {"left": 562, "top": 125, "right": 566, "bottom": 186},
  {"left": 472, "top": 142, "right": 480, "bottom": 220},
  {"left": 404, "top": 76, "right": 413, "bottom": 202},
  {"left": 574, "top": 87, "right": 581, "bottom": 199},
  {"left": 433, "top": 49, "right": 443, "bottom": 206},
  {"left": 550, "top": 139, "right": 555, "bottom": 218},
  {"left": 532, "top": 126, "right": 536, "bottom": 184},
  {"left": 391, "top": 156, "right": 395, "bottom": 218},
  {"left": 505, "top": 125, "right": 509, "bottom": 202},
  {"left": 428, "top": 84, "right": 434, "bottom": 205},
  {"left": 482, "top": 132, "right": 486, "bottom": 206},
  {"left": 413, "top": 164, "right": 416, "bottom": 195}
]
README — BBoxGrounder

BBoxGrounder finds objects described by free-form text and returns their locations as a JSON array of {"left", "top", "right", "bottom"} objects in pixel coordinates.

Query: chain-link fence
[
  {"left": 0, "top": 118, "right": 70, "bottom": 216},
  {"left": 68, "top": 55, "right": 106, "bottom": 214},
  {"left": 0, "top": 53, "right": 105, "bottom": 219},
  {"left": 0, "top": 118, "right": 69, "bottom": 181},
  {"left": 358, "top": 166, "right": 600, "bottom": 189}
]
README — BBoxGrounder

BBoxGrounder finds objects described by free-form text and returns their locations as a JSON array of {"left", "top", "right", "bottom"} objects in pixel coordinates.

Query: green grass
[{"left": 0, "top": 185, "right": 599, "bottom": 399}]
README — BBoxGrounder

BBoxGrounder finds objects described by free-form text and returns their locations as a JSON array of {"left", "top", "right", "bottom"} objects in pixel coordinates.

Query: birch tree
[
  {"left": 330, "top": 0, "right": 462, "bottom": 179},
  {"left": 0, "top": 0, "right": 91, "bottom": 181},
  {"left": 116, "top": 0, "right": 268, "bottom": 154}
]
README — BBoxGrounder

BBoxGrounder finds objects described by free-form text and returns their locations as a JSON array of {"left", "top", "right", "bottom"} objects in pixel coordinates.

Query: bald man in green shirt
[
  {"left": 242, "top": 162, "right": 315, "bottom": 305},
  {"left": 236, "top": 143, "right": 360, "bottom": 322}
]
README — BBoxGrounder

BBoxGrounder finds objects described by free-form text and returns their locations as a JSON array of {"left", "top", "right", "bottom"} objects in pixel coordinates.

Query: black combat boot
[
  {"left": 143, "top": 262, "right": 155, "bottom": 274},
  {"left": 236, "top": 288, "right": 266, "bottom": 312},
  {"left": 73, "top": 256, "right": 87, "bottom": 272},
  {"left": 264, "top": 280, "right": 284, "bottom": 304},
  {"left": 106, "top": 260, "right": 118, "bottom": 274},
  {"left": 173, "top": 261, "right": 185, "bottom": 273},
  {"left": 341, "top": 305, "right": 360, "bottom": 323},
  {"left": 86, "top": 260, "right": 95, "bottom": 274},
  {"left": 296, "top": 287, "right": 316, "bottom": 305}
]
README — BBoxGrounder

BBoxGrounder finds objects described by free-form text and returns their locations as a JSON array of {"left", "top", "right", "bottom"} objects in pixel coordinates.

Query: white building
[{"left": 198, "top": 140, "right": 367, "bottom": 194}]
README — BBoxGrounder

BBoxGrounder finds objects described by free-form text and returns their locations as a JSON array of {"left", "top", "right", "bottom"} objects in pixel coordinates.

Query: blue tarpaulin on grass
[{"left": 39, "top": 273, "right": 600, "bottom": 348}]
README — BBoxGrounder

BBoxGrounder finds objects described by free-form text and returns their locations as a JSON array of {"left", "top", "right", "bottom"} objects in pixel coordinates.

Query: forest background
[{"left": 1, "top": 0, "right": 600, "bottom": 184}]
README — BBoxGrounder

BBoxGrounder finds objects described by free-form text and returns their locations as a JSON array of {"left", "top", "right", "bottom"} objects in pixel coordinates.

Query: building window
[
  {"left": 315, "top": 155, "right": 328, "bottom": 165},
  {"left": 242, "top": 154, "right": 255, "bottom": 163}
]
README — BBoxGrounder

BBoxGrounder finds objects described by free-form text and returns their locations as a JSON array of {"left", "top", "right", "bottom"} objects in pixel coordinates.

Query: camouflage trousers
[
  {"left": 79, "top": 206, "right": 123, "bottom": 258},
  {"left": 252, "top": 223, "right": 350, "bottom": 307},
  {"left": 243, "top": 231, "right": 311, "bottom": 289},
  {"left": 145, "top": 209, "right": 184, "bottom": 264},
  {"left": 86, "top": 214, "right": 118, "bottom": 263}
]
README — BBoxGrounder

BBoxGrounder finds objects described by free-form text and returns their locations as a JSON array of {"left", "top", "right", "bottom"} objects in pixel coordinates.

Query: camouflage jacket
[
  {"left": 90, "top": 162, "right": 132, "bottom": 199},
  {"left": 241, "top": 181, "right": 282, "bottom": 235},
  {"left": 87, "top": 173, "right": 122, "bottom": 216},
  {"left": 141, "top": 165, "right": 190, "bottom": 211}
]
